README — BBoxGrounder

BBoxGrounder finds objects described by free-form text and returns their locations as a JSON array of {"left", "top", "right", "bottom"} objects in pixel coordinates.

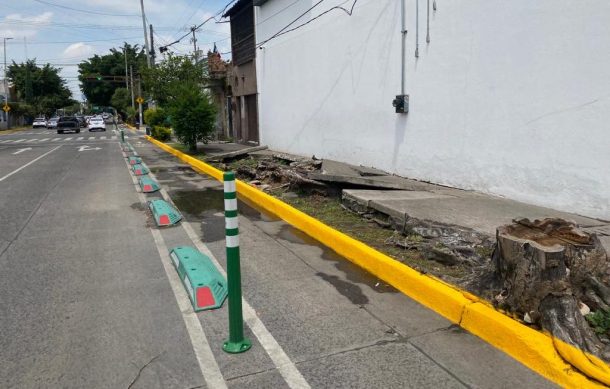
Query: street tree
[
  {"left": 110, "top": 87, "right": 131, "bottom": 116},
  {"left": 7, "top": 60, "right": 74, "bottom": 117},
  {"left": 78, "top": 43, "right": 146, "bottom": 106},
  {"left": 167, "top": 83, "right": 216, "bottom": 152},
  {"left": 141, "top": 54, "right": 207, "bottom": 106}
]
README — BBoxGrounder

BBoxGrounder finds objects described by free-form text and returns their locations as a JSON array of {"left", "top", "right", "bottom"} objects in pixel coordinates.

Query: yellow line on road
[{"left": 145, "top": 136, "right": 610, "bottom": 388}]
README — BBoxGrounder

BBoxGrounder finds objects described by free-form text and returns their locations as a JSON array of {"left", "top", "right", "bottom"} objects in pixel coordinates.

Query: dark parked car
[
  {"left": 56, "top": 116, "right": 81, "bottom": 134},
  {"left": 75, "top": 116, "right": 87, "bottom": 128}
]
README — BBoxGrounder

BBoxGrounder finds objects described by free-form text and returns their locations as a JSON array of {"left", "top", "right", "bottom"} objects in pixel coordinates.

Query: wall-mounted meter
[{"left": 392, "top": 94, "right": 409, "bottom": 114}]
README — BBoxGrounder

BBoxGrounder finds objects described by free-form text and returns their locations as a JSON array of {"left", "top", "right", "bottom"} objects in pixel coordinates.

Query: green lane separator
[
  {"left": 128, "top": 156, "right": 142, "bottom": 165},
  {"left": 169, "top": 246, "right": 227, "bottom": 311},
  {"left": 132, "top": 163, "right": 149, "bottom": 176},
  {"left": 222, "top": 171, "right": 251, "bottom": 354},
  {"left": 138, "top": 176, "right": 160, "bottom": 193},
  {"left": 148, "top": 199, "right": 182, "bottom": 226}
]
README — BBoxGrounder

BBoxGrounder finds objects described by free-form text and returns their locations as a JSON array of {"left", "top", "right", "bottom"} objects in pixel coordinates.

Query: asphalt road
[{"left": 0, "top": 125, "right": 555, "bottom": 388}]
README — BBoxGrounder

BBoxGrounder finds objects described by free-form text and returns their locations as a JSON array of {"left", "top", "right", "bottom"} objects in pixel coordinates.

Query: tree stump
[{"left": 493, "top": 218, "right": 610, "bottom": 360}]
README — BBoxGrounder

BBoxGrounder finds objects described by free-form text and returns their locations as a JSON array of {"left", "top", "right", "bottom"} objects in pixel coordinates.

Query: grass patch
[{"left": 275, "top": 191, "right": 468, "bottom": 279}]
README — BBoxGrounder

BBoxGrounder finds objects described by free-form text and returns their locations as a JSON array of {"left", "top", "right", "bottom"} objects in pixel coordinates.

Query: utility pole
[
  {"left": 139, "top": 0, "right": 151, "bottom": 68},
  {"left": 149, "top": 24, "right": 155, "bottom": 66},
  {"left": 123, "top": 46, "right": 129, "bottom": 90},
  {"left": 3, "top": 37, "right": 13, "bottom": 129},
  {"left": 129, "top": 65, "right": 135, "bottom": 109},
  {"left": 191, "top": 26, "right": 198, "bottom": 62},
  {"left": 137, "top": 77, "right": 143, "bottom": 128}
]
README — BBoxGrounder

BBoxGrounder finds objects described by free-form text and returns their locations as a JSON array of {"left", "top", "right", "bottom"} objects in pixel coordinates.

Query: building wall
[
  {"left": 255, "top": 0, "right": 610, "bottom": 220},
  {"left": 228, "top": 60, "right": 257, "bottom": 97}
]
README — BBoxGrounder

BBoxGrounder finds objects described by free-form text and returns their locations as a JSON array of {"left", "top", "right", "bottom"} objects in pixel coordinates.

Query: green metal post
[
  {"left": 222, "top": 171, "right": 251, "bottom": 354},
  {"left": 120, "top": 129, "right": 125, "bottom": 143}
]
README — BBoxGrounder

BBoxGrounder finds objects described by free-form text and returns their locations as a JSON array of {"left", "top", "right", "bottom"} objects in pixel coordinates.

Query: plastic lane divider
[
  {"left": 169, "top": 246, "right": 228, "bottom": 311},
  {"left": 149, "top": 199, "right": 182, "bottom": 227},
  {"left": 138, "top": 176, "right": 161, "bottom": 193}
]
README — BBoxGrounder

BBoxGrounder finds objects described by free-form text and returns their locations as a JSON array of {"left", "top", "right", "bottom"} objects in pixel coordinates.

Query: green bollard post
[
  {"left": 120, "top": 129, "right": 125, "bottom": 143},
  {"left": 222, "top": 171, "right": 251, "bottom": 354}
]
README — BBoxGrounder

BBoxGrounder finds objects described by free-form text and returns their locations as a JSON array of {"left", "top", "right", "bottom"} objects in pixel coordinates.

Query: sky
[{"left": 0, "top": 0, "right": 234, "bottom": 100}]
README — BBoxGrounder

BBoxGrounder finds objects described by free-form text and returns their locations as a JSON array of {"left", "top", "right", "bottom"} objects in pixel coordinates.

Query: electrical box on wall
[{"left": 393, "top": 95, "right": 409, "bottom": 114}]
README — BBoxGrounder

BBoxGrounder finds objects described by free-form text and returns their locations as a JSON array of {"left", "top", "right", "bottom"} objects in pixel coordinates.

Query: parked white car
[
  {"left": 32, "top": 117, "right": 47, "bottom": 128},
  {"left": 88, "top": 116, "right": 106, "bottom": 132}
]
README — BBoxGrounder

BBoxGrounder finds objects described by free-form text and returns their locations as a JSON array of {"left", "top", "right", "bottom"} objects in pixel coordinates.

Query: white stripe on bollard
[
  {"left": 226, "top": 235, "right": 239, "bottom": 248},
  {"left": 225, "top": 216, "right": 239, "bottom": 230},
  {"left": 224, "top": 180, "right": 236, "bottom": 193},
  {"left": 224, "top": 198, "right": 237, "bottom": 211}
]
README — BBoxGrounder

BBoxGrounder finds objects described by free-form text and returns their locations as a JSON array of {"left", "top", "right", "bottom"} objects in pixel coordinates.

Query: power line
[
  {"left": 257, "top": 0, "right": 359, "bottom": 48},
  {"left": 9, "top": 36, "right": 142, "bottom": 45},
  {"left": 31, "top": 0, "right": 139, "bottom": 17},
  {"left": 159, "top": 0, "right": 238, "bottom": 51}
]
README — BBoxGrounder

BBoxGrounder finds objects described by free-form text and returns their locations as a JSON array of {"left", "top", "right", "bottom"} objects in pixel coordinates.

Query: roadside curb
[
  {"left": 0, "top": 126, "right": 30, "bottom": 136},
  {"left": 145, "top": 136, "right": 610, "bottom": 388}
]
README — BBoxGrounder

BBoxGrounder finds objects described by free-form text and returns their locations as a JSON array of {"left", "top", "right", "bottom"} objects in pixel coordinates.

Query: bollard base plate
[{"left": 223, "top": 338, "right": 252, "bottom": 354}]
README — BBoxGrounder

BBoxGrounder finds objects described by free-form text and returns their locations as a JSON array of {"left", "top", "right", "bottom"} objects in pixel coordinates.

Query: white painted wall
[{"left": 255, "top": 0, "right": 610, "bottom": 220}]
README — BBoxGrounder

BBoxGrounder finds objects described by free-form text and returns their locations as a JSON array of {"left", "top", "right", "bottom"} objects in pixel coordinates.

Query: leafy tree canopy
[
  {"left": 142, "top": 54, "right": 208, "bottom": 107},
  {"left": 110, "top": 87, "right": 131, "bottom": 115},
  {"left": 7, "top": 60, "right": 75, "bottom": 117},
  {"left": 78, "top": 43, "right": 146, "bottom": 107},
  {"left": 167, "top": 83, "right": 216, "bottom": 151}
]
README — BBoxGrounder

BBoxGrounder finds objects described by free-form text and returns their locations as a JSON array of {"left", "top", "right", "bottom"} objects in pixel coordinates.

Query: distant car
[
  {"left": 75, "top": 116, "right": 87, "bottom": 128},
  {"left": 47, "top": 117, "right": 59, "bottom": 129},
  {"left": 32, "top": 117, "right": 47, "bottom": 128},
  {"left": 56, "top": 116, "right": 80, "bottom": 134},
  {"left": 88, "top": 116, "right": 106, "bottom": 132}
]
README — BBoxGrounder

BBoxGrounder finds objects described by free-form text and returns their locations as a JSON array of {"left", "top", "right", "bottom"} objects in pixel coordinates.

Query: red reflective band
[
  {"left": 135, "top": 169, "right": 142, "bottom": 174},
  {"left": 130, "top": 160, "right": 136, "bottom": 165},
  {"left": 143, "top": 185, "right": 152, "bottom": 191},
  {"left": 158, "top": 214, "right": 170, "bottom": 225},
  {"left": 196, "top": 286, "right": 215, "bottom": 308}
]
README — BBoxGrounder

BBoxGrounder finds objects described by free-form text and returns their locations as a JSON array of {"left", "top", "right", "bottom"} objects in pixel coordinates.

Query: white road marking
[
  {"left": 25, "top": 139, "right": 38, "bottom": 142},
  {"left": 77, "top": 145, "right": 101, "bottom": 151},
  {"left": 52, "top": 138, "right": 61, "bottom": 142},
  {"left": 0, "top": 145, "right": 62, "bottom": 182},
  {"left": 88, "top": 136, "right": 95, "bottom": 140},
  {"left": 77, "top": 137, "right": 84, "bottom": 140},
  {"left": 0, "top": 139, "right": 12, "bottom": 143},
  {"left": 13, "top": 139, "right": 26, "bottom": 143},
  {"left": 120, "top": 149, "right": 227, "bottom": 389},
  {"left": 151, "top": 181, "right": 311, "bottom": 389},
  {"left": 39, "top": 138, "right": 49, "bottom": 142},
  {"left": 64, "top": 137, "right": 73, "bottom": 141},
  {"left": 12, "top": 147, "right": 32, "bottom": 155},
  {"left": 111, "top": 135, "right": 117, "bottom": 140},
  {"left": 100, "top": 136, "right": 106, "bottom": 140}
]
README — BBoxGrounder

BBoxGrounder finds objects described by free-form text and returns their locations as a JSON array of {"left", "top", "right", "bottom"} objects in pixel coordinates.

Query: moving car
[
  {"left": 88, "top": 116, "right": 106, "bottom": 132},
  {"left": 75, "top": 115, "right": 87, "bottom": 128},
  {"left": 47, "top": 117, "right": 59, "bottom": 129},
  {"left": 32, "top": 117, "right": 47, "bottom": 128},
  {"left": 56, "top": 116, "right": 80, "bottom": 134}
]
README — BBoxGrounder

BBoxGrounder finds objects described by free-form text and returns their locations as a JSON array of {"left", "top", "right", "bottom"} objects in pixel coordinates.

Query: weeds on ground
[{"left": 586, "top": 310, "right": 610, "bottom": 335}]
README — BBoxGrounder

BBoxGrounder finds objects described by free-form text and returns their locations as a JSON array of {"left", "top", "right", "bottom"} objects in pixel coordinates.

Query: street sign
[
  {"left": 136, "top": 96, "right": 144, "bottom": 104},
  {"left": 2, "top": 104, "right": 10, "bottom": 113}
]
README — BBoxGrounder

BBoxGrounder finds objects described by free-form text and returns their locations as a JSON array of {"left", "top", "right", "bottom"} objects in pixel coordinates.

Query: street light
[{"left": 3, "top": 37, "right": 13, "bottom": 129}]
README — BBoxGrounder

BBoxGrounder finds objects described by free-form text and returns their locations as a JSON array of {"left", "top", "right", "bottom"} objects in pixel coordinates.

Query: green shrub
[
  {"left": 151, "top": 125, "right": 172, "bottom": 141},
  {"left": 144, "top": 107, "right": 168, "bottom": 127}
]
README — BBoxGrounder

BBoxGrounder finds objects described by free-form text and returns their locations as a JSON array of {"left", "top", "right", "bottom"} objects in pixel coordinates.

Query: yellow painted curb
[
  {"left": 146, "top": 136, "right": 610, "bottom": 388},
  {"left": 0, "top": 126, "right": 29, "bottom": 136}
]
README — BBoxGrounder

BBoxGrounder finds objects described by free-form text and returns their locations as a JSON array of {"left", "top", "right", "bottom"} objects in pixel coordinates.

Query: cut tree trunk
[{"left": 492, "top": 218, "right": 610, "bottom": 360}]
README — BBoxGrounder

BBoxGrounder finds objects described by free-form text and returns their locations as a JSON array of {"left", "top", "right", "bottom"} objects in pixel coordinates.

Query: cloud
[
  {"left": 0, "top": 11, "right": 53, "bottom": 38},
  {"left": 62, "top": 42, "right": 95, "bottom": 58}
]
